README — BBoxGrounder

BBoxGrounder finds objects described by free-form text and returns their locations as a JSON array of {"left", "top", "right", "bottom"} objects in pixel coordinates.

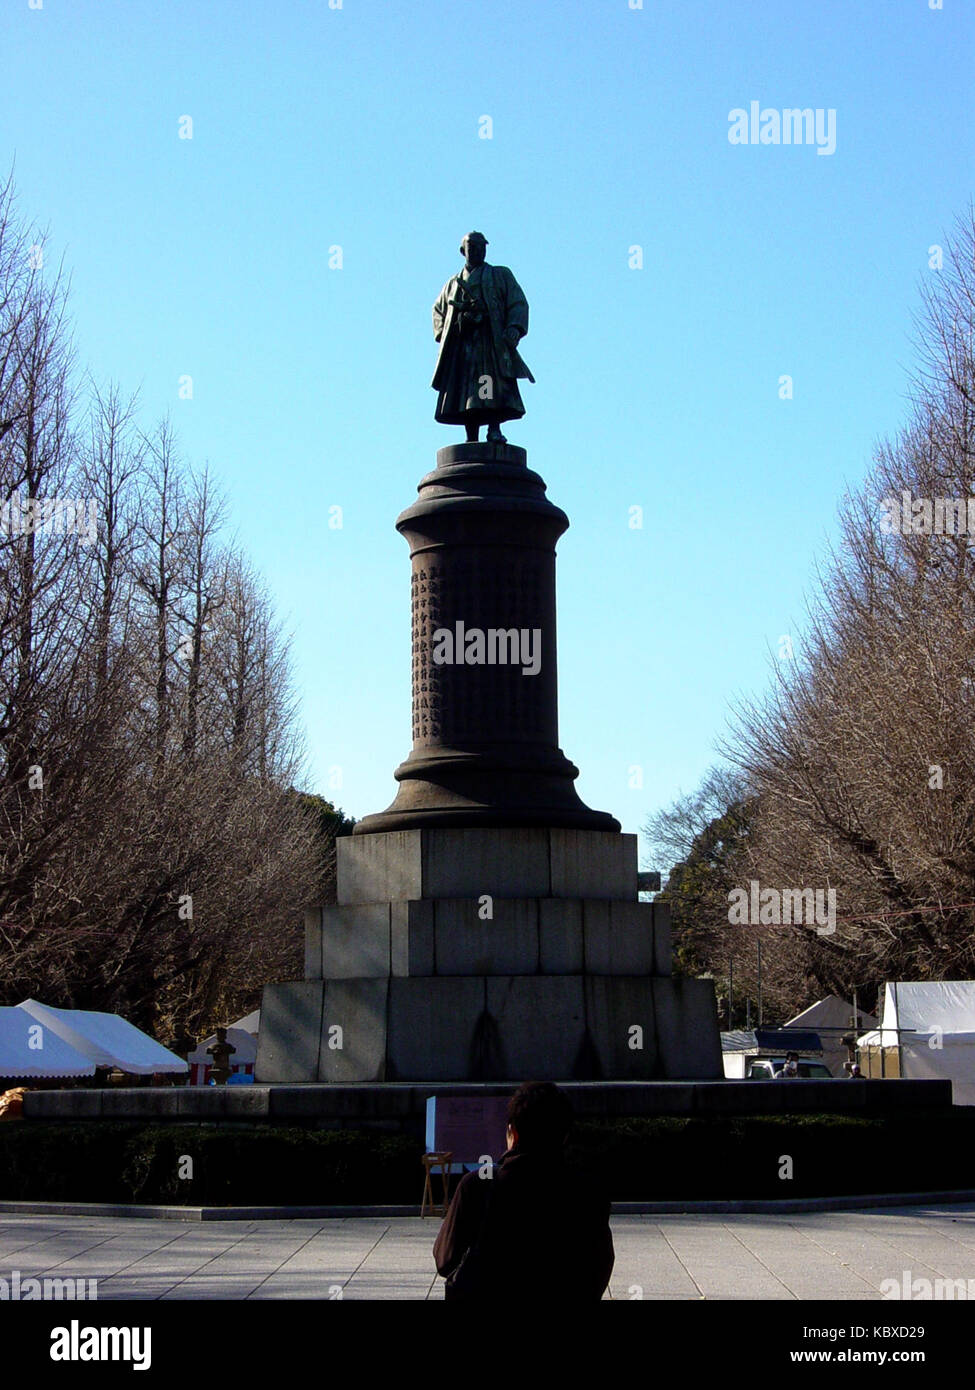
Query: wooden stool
[{"left": 421, "top": 1151, "right": 453, "bottom": 1217}]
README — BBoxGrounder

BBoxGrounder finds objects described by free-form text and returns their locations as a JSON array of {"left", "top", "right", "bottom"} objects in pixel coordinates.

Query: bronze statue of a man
[{"left": 432, "top": 232, "right": 534, "bottom": 444}]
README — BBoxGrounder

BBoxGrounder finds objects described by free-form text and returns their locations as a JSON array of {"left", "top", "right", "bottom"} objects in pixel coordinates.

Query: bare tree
[
  {"left": 0, "top": 176, "right": 340, "bottom": 1041},
  {"left": 721, "top": 206, "right": 975, "bottom": 1007}
]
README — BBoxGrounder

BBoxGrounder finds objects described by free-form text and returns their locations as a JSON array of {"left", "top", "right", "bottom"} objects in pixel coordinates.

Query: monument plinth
[
  {"left": 355, "top": 442, "right": 619, "bottom": 834},
  {"left": 256, "top": 231, "right": 721, "bottom": 1086},
  {"left": 258, "top": 441, "right": 722, "bottom": 1084}
]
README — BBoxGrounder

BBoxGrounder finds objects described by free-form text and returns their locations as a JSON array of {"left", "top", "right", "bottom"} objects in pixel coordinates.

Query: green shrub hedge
[
  {"left": 1, "top": 1111, "right": 972, "bottom": 1205},
  {"left": 567, "top": 1111, "right": 975, "bottom": 1199},
  {"left": 0, "top": 1124, "right": 424, "bottom": 1206}
]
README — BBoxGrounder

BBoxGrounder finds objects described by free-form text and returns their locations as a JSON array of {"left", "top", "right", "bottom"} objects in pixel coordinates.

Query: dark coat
[
  {"left": 433, "top": 1146, "right": 614, "bottom": 1302},
  {"left": 431, "top": 263, "right": 535, "bottom": 392}
]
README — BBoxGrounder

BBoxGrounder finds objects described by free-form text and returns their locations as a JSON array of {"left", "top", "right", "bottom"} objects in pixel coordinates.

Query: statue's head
[{"left": 460, "top": 231, "right": 488, "bottom": 266}]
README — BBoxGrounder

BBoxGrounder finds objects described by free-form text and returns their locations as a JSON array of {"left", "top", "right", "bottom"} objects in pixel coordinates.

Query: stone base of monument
[
  {"left": 255, "top": 828, "right": 725, "bottom": 1084},
  {"left": 23, "top": 1077, "right": 953, "bottom": 1130}
]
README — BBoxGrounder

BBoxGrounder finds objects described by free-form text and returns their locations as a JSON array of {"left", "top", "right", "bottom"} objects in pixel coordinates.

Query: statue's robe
[{"left": 431, "top": 263, "right": 534, "bottom": 426}]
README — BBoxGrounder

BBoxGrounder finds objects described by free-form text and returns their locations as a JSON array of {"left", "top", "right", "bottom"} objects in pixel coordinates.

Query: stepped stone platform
[{"left": 257, "top": 827, "right": 723, "bottom": 1084}]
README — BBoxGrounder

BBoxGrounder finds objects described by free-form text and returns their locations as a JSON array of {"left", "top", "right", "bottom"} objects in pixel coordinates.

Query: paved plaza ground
[{"left": 2, "top": 1203, "right": 975, "bottom": 1300}]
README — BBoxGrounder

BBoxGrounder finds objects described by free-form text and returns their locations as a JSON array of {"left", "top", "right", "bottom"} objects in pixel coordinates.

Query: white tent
[
  {"left": 0, "top": 1007, "right": 95, "bottom": 1078},
  {"left": 857, "top": 981, "right": 975, "bottom": 1105},
  {"left": 187, "top": 1027, "right": 257, "bottom": 1070},
  {"left": 186, "top": 1010, "right": 259, "bottom": 1082},
  {"left": 16, "top": 999, "right": 188, "bottom": 1076},
  {"left": 230, "top": 1008, "right": 260, "bottom": 1036},
  {"left": 786, "top": 995, "right": 878, "bottom": 1077}
]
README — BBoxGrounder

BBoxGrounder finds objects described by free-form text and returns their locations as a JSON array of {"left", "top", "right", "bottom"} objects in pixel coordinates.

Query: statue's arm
[
  {"left": 500, "top": 268, "right": 528, "bottom": 344},
  {"left": 432, "top": 283, "right": 450, "bottom": 343}
]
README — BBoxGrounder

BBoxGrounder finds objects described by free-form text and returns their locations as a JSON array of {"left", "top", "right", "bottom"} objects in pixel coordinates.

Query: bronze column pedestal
[{"left": 355, "top": 441, "right": 619, "bottom": 835}]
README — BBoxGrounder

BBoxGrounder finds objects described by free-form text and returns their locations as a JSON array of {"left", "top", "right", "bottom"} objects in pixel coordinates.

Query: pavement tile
[{"left": 2, "top": 1204, "right": 975, "bottom": 1301}]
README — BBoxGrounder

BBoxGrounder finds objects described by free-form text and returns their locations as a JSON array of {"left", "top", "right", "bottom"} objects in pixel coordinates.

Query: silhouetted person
[{"left": 433, "top": 1081, "right": 614, "bottom": 1302}]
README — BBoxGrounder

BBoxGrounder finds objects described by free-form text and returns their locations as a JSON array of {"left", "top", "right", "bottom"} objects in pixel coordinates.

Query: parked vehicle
[
  {"left": 742, "top": 1056, "right": 834, "bottom": 1080},
  {"left": 721, "top": 1027, "right": 835, "bottom": 1079}
]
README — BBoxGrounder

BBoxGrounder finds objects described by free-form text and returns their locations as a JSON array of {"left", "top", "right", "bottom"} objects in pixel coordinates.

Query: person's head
[
  {"left": 785, "top": 1051, "right": 799, "bottom": 1063},
  {"left": 506, "top": 1081, "right": 573, "bottom": 1152},
  {"left": 460, "top": 231, "right": 488, "bottom": 267}
]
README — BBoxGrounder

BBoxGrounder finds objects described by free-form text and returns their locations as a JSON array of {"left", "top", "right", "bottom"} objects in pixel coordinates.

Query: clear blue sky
[{"left": 4, "top": 0, "right": 973, "bottom": 861}]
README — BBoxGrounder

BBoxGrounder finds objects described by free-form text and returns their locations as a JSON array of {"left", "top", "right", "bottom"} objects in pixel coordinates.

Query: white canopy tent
[
  {"left": 187, "top": 1027, "right": 257, "bottom": 1070},
  {"left": 187, "top": 1010, "right": 259, "bottom": 1082},
  {"left": 857, "top": 981, "right": 975, "bottom": 1105},
  {"left": 0, "top": 1006, "right": 95, "bottom": 1079},
  {"left": 16, "top": 999, "right": 188, "bottom": 1076},
  {"left": 230, "top": 1009, "right": 260, "bottom": 1036}
]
